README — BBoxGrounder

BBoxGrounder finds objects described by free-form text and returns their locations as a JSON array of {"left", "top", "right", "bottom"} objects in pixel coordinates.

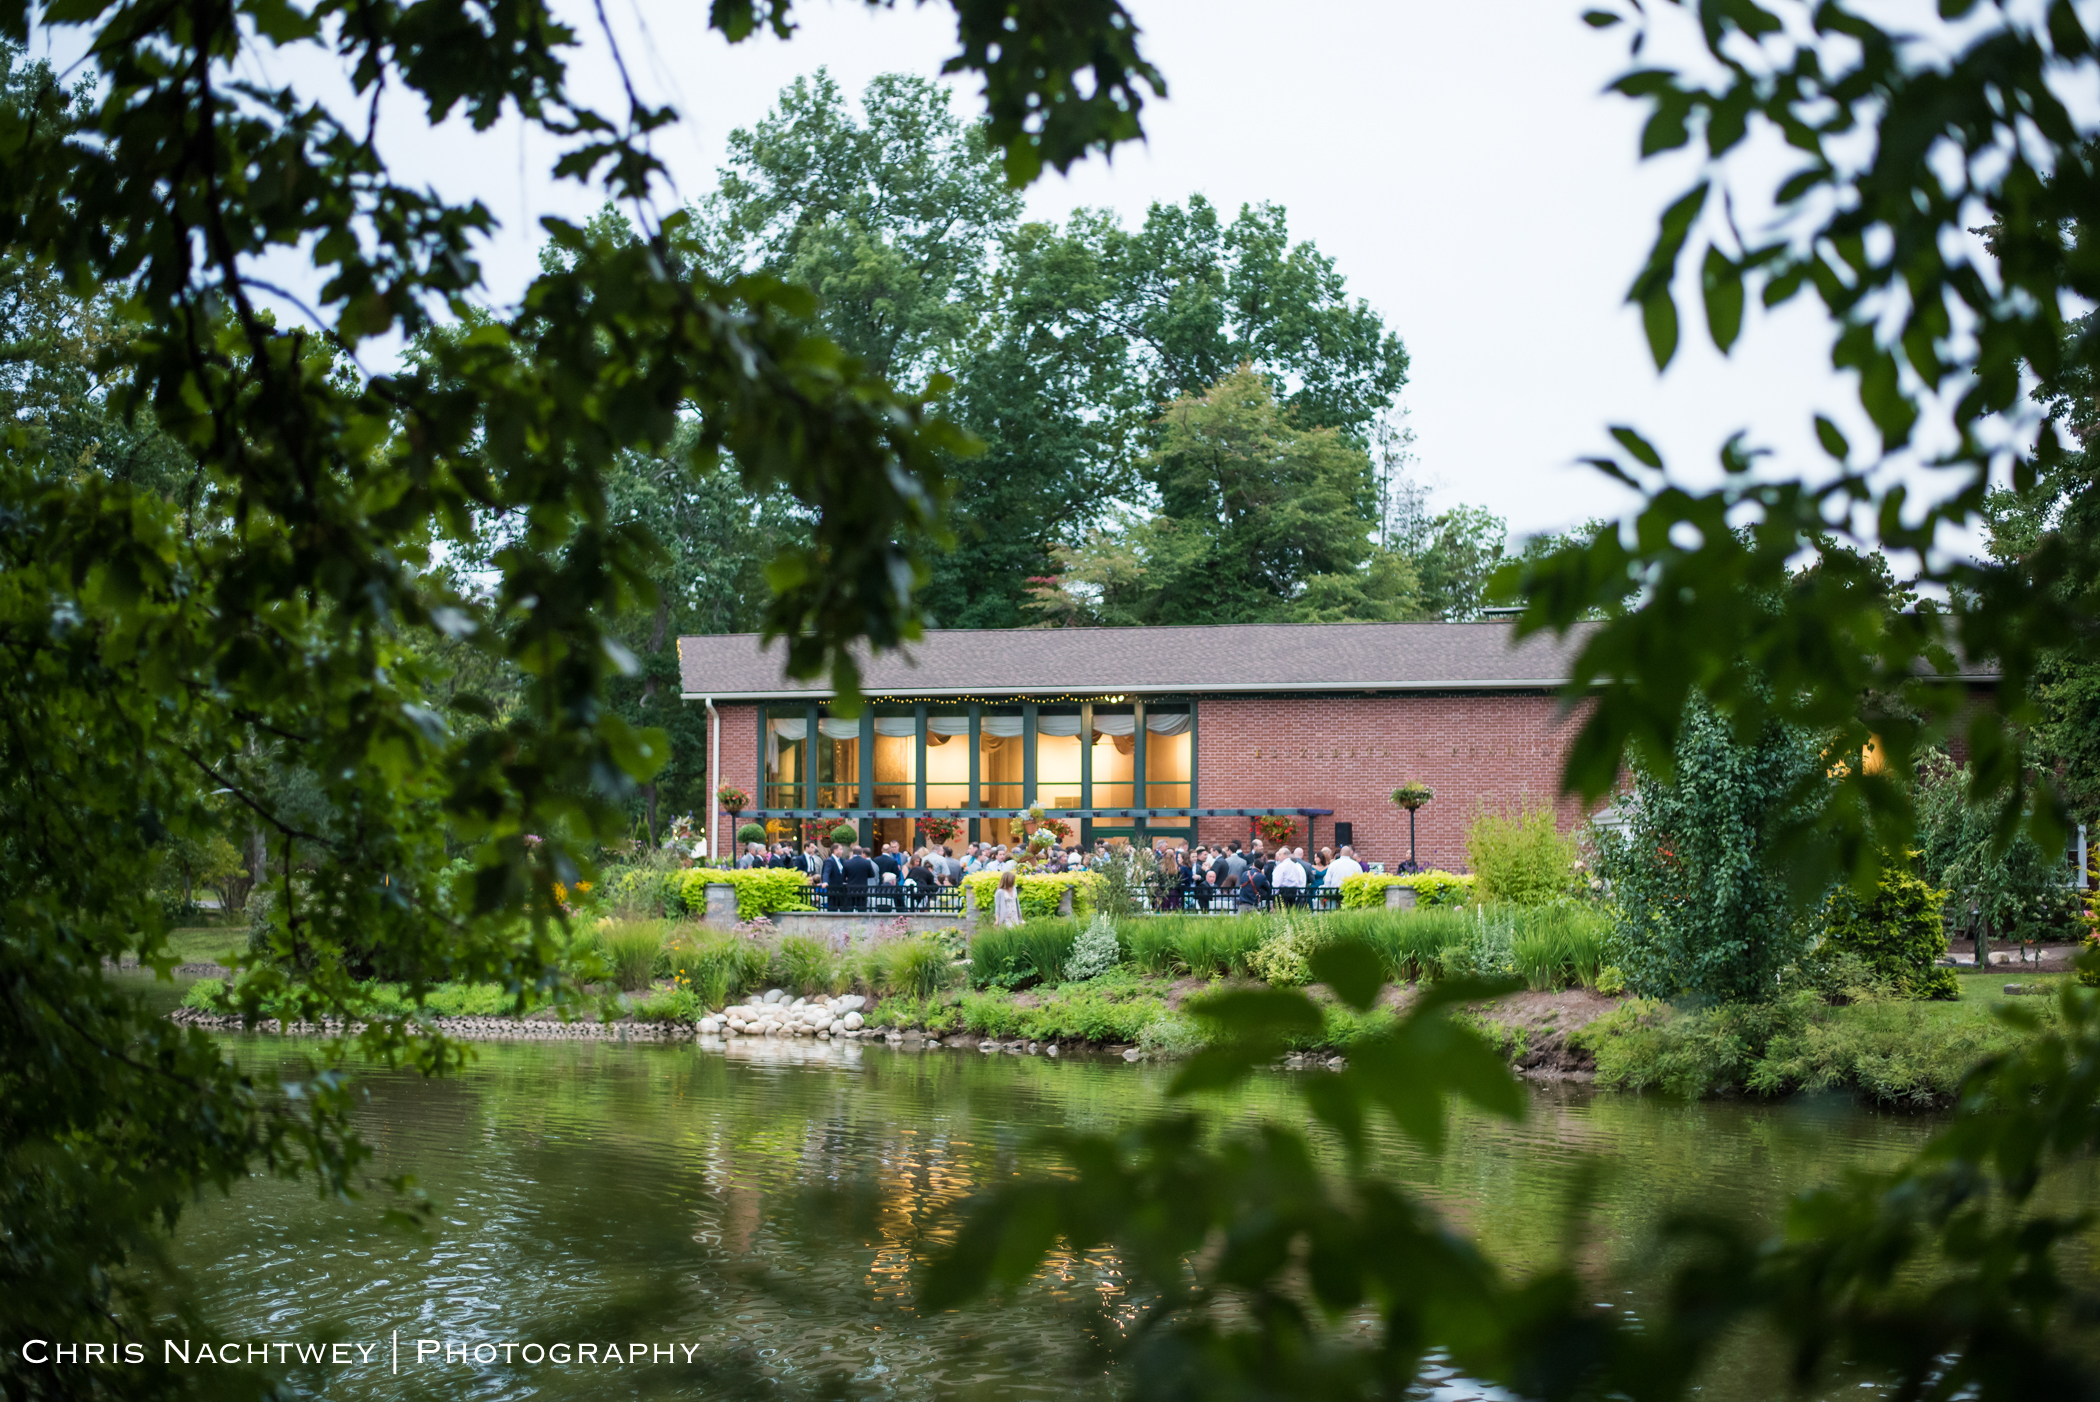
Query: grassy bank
[
  {"left": 1571, "top": 971, "right": 2075, "bottom": 1106},
  {"left": 171, "top": 904, "right": 2080, "bottom": 1107}
]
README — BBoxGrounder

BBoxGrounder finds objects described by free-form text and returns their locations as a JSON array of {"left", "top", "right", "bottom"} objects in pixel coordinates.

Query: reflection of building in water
[{"left": 683, "top": 622, "right": 1754, "bottom": 869}]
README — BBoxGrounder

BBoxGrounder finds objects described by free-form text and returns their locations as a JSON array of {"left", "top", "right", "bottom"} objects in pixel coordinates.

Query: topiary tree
[
  {"left": 736, "top": 821, "right": 766, "bottom": 847},
  {"left": 830, "top": 823, "right": 858, "bottom": 846},
  {"left": 1596, "top": 697, "right": 1829, "bottom": 1004},
  {"left": 1818, "top": 858, "right": 1957, "bottom": 999}
]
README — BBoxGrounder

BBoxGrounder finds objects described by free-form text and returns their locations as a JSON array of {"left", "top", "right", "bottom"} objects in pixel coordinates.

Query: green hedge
[
  {"left": 961, "top": 870, "right": 1101, "bottom": 920},
  {"left": 1338, "top": 871, "right": 1474, "bottom": 909},
  {"left": 678, "top": 868, "right": 814, "bottom": 921}
]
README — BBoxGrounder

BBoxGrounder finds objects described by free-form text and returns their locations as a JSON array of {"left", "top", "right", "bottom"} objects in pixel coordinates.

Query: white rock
[
  {"left": 791, "top": 996, "right": 806, "bottom": 1008},
  {"left": 764, "top": 989, "right": 785, "bottom": 1004},
  {"left": 829, "top": 1019, "right": 846, "bottom": 1035},
  {"left": 842, "top": 1012, "right": 863, "bottom": 1030},
  {"left": 1046, "top": 1045, "right": 1059, "bottom": 1057},
  {"left": 839, "top": 995, "right": 865, "bottom": 1012},
  {"left": 698, "top": 1017, "right": 717, "bottom": 1034},
  {"left": 1122, "top": 1048, "right": 1142, "bottom": 1061}
]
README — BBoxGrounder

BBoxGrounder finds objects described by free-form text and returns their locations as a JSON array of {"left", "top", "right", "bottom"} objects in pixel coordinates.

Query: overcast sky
[{"left": 40, "top": 0, "right": 1979, "bottom": 543}]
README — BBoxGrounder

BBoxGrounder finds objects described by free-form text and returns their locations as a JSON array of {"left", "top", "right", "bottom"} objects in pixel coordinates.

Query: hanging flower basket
[
  {"left": 1256, "top": 814, "right": 1299, "bottom": 846},
  {"left": 716, "top": 785, "right": 749, "bottom": 815},
  {"left": 1390, "top": 781, "right": 1435, "bottom": 812},
  {"left": 918, "top": 814, "right": 962, "bottom": 845}
]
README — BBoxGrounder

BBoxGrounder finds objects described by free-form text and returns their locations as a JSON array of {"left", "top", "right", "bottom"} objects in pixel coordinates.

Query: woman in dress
[{"left": 993, "top": 870, "right": 1024, "bottom": 928}]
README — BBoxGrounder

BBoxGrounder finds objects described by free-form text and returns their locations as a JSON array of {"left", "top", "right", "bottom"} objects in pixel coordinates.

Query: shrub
[
  {"left": 1337, "top": 871, "right": 1474, "bottom": 909},
  {"left": 677, "top": 868, "right": 814, "bottom": 921},
  {"left": 830, "top": 823, "right": 858, "bottom": 845},
  {"left": 735, "top": 821, "right": 766, "bottom": 846},
  {"left": 1066, "top": 914, "right": 1120, "bottom": 981},
  {"left": 1246, "top": 915, "right": 1322, "bottom": 987},
  {"left": 963, "top": 870, "right": 1101, "bottom": 920},
  {"left": 967, "top": 919, "right": 1079, "bottom": 990},
  {"left": 603, "top": 922, "right": 666, "bottom": 991},
  {"left": 1817, "top": 860, "right": 1956, "bottom": 1000},
  {"left": 633, "top": 987, "right": 701, "bottom": 1022},
  {"left": 775, "top": 934, "right": 841, "bottom": 995},
  {"left": 664, "top": 930, "right": 767, "bottom": 1007},
  {"left": 604, "top": 866, "right": 690, "bottom": 918},
  {"left": 1596, "top": 697, "right": 1828, "bottom": 1003},
  {"left": 1575, "top": 991, "right": 2056, "bottom": 1105},
  {"left": 182, "top": 978, "right": 229, "bottom": 1012},
  {"left": 881, "top": 936, "right": 957, "bottom": 1000},
  {"left": 1441, "top": 908, "right": 1518, "bottom": 982},
  {"left": 418, "top": 982, "right": 516, "bottom": 1017},
  {"left": 956, "top": 983, "right": 1165, "bottom": 1044},
  {"left": 1466, "top": 804, "right": 1577, "bottom": 906}
]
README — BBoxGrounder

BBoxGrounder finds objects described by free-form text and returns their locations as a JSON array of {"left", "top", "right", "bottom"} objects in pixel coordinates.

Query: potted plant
[
  {"left": 1255, "top": 814, "right": 1299, "bottom": 848},
  {"left": 716, "top": 785, "right": 749, "bottom": 816},
  {"left": 1390, "top": 781, "right": 1434, "bottom": 872},
  {"left": 918, "top": 814, "right": 962, "bottom": 846}
]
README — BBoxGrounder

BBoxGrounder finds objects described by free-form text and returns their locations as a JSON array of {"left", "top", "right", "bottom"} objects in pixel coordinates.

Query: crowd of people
[{"left": 729, "top": 833, "right": 1371, "bottom": 922}]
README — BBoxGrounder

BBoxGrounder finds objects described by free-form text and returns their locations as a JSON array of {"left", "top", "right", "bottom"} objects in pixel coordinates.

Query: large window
[
  {"left": 763, "top": 708, "right": 807, "bottom": 810},
  {"left": 979, "top": 710, "right": 1023, "bottom": 811},
  {"left": 813, "top": 715, "right": 861, "bottom": 809},
  {"left": 1092, "top": 708, "right": 1135, "bottom": 808},
  {"left": 925, "top": 709, "right": 969, "bottom": 810},
  {"left": 1037, "top": 708, "right": 1083, "bottom": 813},
  {"left": 1146, "top": 708, "right": 1193, "bottom": 809},
  {"left": 759, "top": 700, "right": 1196, "bottom": 827}
]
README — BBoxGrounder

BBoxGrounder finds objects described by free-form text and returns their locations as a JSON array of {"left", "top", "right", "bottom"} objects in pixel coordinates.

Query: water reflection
[{"left": 163, "top": 1036, "right": 2030, "bottom": 1400}]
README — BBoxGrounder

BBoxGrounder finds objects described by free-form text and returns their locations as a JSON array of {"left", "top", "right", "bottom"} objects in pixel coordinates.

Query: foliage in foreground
[{"left": 925, "top": 941, "right": 2100, "bottom": 1399}]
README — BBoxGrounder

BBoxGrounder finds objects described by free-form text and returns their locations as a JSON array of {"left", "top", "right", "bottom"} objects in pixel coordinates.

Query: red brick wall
[
  {"left": 712, "top": 702, "right": 762, "bottom": 853},
  {"left": 1192, "top": 693, "right": 1599, "bottom": 872}
]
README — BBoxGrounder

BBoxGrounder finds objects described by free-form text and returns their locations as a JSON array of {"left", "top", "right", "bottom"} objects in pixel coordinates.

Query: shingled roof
[{"left": 676, "top": 621, "right": 1601, "bottom": 699}]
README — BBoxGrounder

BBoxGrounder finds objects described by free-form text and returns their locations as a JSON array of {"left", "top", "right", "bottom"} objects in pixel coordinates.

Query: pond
[{"left": 148, "top": 1026, "right": 2016, "bottom": 1402}]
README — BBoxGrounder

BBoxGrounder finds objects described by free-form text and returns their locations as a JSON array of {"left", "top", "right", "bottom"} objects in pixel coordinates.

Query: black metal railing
[
  {"left": 806, "top": 883, "right": 970, "bottom": 916},
  {"left": 1131, "top": 884, "right": 1347, "bottom": 916}
]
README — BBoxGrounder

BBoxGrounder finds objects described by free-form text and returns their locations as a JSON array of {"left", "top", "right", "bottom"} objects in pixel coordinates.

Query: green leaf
[
  {"left": 1608, "top": 426, "right": 1665, "bottom": 469},
  {"left": 1582, "top": 9, "right": 1622, "bottom": 26},
  {"left": 1307, "top": 939, "right": 1387, "bottom": 1012},
  {"left": 1701, "top": 246, "right": 1743, "bottom": 353},
  {"left": 1813, "top": 415, "right": 1850, "bottom": 462},
  {"left": 1641, "top": 288, "right": 1680, "bottom": 370}
]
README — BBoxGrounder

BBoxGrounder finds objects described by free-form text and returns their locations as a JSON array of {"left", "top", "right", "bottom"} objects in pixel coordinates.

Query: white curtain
[
  {"left": 768, "top": 717, "right": 807, "bottom": 741},
  {"left": 1146, "top": 712, "right": 1191, "bottom": 735},
  {"left": 1090, "top": 714, "right": 1135, "bottom": 736},
  {"left": 927, "top": 717, "right": 971, "bottom": 736},
  {"left": 817, "top": 718, "right": 860, "bottom": 740},
  {"left": 873, "top": 718, "right": 916, "bottom": 737},
  {"left": 979, "top": 716, "right": 1023, "bottom": 738},
  {"left": 1036, "top": 715, "right": 1083, "bottom": 737}
]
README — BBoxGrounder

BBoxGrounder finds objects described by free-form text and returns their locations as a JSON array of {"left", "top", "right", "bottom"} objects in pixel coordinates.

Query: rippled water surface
[{"left": 161, "top": 1034, "right": 2010, "bottom": 1400}]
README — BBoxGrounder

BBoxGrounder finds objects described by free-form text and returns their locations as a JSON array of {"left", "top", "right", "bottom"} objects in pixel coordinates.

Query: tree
[
  {"left": 1597, "top": 697, "right": 1829, "bottom": 1002},
  {"left": 0, "top": 0, "right": 1165, "bottom": 1382},
  {"left": 700, "top": 69, "right": 1020, "bottom": 388},
  {"left": 1025, "top": 366, "right": 1409, "bottom": 625}
]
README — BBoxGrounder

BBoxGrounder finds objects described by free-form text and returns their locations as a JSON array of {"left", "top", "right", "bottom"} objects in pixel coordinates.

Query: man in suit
[
  {"left": 875, "top": 842, "right": 903, "bottom": 882},
  {"left": 819, "top": 843, "right": 847, "bottom": 909},
  {"left": 843, "top": 844, "right": 878, "bottom": 912}
]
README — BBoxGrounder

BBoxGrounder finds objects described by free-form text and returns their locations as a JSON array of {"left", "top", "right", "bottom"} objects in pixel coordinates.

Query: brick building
[{"left": 677, "top": 621, "right": 1603, "bottom": 871}]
